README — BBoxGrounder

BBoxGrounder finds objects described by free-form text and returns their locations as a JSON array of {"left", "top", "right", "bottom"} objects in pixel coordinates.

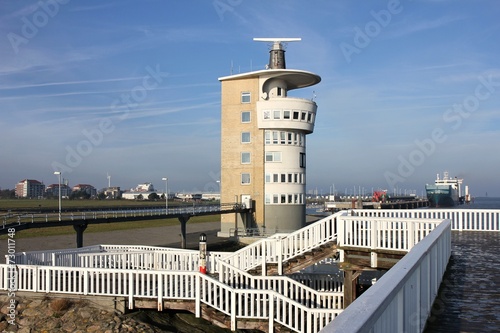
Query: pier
[
  {"left": 1, "top": 203, "right": 250, "bottom": 248},
  {"left": 323, "top": 198, "right": 429, "bottom": 212},
  {"left": 2, "top": 208, "right": 499, "bottom": 332}
]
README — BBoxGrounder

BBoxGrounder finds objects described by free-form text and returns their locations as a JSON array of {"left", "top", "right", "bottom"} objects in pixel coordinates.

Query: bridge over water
[{"left": 2, "top": 209, "right": 499, "bottom": 332}]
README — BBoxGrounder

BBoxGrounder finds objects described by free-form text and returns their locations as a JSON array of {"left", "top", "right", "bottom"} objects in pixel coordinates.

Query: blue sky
[{"left": 1, "top": 0, "right": 499, "bottom": 197}]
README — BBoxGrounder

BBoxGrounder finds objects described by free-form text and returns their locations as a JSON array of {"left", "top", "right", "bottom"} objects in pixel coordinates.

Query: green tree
[{"left": 148, "top": 193, "right": 160, "bottom": 201}]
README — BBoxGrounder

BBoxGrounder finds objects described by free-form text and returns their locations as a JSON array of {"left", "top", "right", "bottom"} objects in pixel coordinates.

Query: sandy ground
[{"left": 0, "top": 221, "right": 226, "bottom": 256}]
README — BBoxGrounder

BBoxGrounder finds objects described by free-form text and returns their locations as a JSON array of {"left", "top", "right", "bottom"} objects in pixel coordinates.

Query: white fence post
[
  {"left": 268, "top": 294, "right": 274, "bottom": 333},
  {"left": 277, "top": 238, "right": 283, "bottom": 276},
  {"left": 157, "top": 273, "right": 163, "bottom": 311},
  {"left": 128, "top": 271, "right": 134, "bottom": 310},
  {"left": 408, "top": 221, "right": 415, "bottom": 249},
  {"left": 195, "top": 275, "right": 201, "bottom": 318},
  {"left": 230, "top": 291, "right": 236, "bottom": 331}
]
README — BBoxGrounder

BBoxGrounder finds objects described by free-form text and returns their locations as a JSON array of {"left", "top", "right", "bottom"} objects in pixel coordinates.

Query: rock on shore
[{"left": 0, "top": 294, "right": 258, "bottom": 333}]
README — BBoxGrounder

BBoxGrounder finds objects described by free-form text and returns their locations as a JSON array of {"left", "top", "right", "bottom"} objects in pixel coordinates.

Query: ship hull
[{"left": 426, "top": 185, "right": 458, "bottom": 208}]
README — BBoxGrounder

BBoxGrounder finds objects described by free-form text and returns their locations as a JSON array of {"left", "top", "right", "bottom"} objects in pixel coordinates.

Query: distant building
[
  {"left": 46, "top": 183, "right": 72, "bottom": 198},
  {"left": 175, "top": 193, "right": 202, "bottom": 202},
  {"left": 202, "top": 193, "right": 220, "bottom": 201},
  {"left": 103, "top": 187, "right": 122, "bottom": 199},
  {"left": 15, "top": 179, "right": 45, "bottom": 198},
  {"left": 122, "top": 182, "right": 159, "bottom": 200},
  {"left": 135, "top": 182, "right": 155, "bottom": 192},
  {"left": 72, "top": 184, "right": 97, "bottom": 198}
]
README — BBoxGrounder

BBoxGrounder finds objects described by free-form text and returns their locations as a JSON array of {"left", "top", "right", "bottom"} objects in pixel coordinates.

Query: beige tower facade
[{"left": 219, "top": 39, "right": 321, "bottom": 236}]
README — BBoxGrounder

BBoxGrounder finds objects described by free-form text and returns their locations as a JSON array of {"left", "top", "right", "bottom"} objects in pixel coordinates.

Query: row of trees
[{"left": 0, "top": 189, "right": 15, "bottom": 199}]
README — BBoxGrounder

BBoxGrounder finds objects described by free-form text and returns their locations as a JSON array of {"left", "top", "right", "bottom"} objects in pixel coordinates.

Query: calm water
[{"left": 424, "top": 197, "right": 500, "bottom": 332}]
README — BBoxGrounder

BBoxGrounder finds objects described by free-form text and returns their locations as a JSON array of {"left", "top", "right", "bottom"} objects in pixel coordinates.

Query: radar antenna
[{"left": 253, "top": 38, "right": 301, "bottom": 69}]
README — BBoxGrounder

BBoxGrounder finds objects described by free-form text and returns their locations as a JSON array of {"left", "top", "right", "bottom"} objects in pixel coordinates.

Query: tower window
[
  {"left": 277, "top": 87, "right": 282, "bottom": 96},
  {"left": 241, "top": 92, "right": 251, "bottom": 103},
  {"left": 273, "top": 110, "right": 280, "bottom": 119},
  {"left": 241, "top": 152, "right": 251, "bottom": 164},
  {"left": 300, "top": 152, "right": 306, "bottom": 168},
  {"left": 241, "top": 111, "right": 251, "bottom": 123},
  {"left": 273, "top": 194, "right": 279, "bottom": 204},
  {"left": 293, "top": 111, "right": 299, "bottom": 120},
  {"left": 241, "top": 132, "right": 251, "bottom": 143},
  {"left": 283, "top": 110, "right": 290, "bottom": 119},
  {"left": 265, "top": 152, "right": 281, "bottom": 162},
  {"left": 241, "top": 173, "right": 250, "bottom": 185}
]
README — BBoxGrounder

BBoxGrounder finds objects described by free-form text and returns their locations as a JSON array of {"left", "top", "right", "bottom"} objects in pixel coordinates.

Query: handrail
[
  {"left": 322, "top": 219, "right": 452, "bottom": 332},
  {"left": 353, "top": 208, "right": 500, "bottom": 231},
  {"left": 5, "top": 208, "right": 492, "bottom": 332},
  {"left": 1, "top": 203, "right": 248, "bottom": 230},
  {"left": 337, "top": 216, "right": 442, "bottom": 252},
  {"left": 220, "top": 211, "right": 344, "bottom": 275},
  {"left": 1, "top": 264, "right": 341, "bottom": 333}
]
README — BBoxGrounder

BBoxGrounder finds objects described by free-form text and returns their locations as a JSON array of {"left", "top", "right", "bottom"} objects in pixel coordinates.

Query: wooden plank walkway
[{"left": 424, "top": 231, "right": 500, "bottom": 332}]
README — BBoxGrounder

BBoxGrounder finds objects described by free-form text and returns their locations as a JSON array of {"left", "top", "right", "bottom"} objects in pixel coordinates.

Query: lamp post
[
  {"left": 54, "top": 171, "right": 62, "bottom": 221},
  {"left": 162, "top": 177, "right": 168, "bottom": 214},
  {"left": 216, "top": 180, "right": 220, "bottom": 202}
]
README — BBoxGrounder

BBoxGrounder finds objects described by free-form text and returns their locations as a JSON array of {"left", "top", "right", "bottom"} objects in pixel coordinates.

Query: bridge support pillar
[
  {"left": 73, "top": 223, "right": 88, "bottom": 248},
  {"left": 178, "top": 215, "right": 191, "bottom": 249},
  {"left": 343, "top": 270, "right": 361, "bottom": 308}
]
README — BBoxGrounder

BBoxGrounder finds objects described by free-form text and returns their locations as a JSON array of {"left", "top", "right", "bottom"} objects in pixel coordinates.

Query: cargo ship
[{"left": 425, "top": 171, "right": 467, "bottom": 207}]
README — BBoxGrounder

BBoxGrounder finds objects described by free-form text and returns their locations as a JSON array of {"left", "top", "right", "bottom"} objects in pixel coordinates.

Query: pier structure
[
  {"left": 1, "top": 203, "right": 249, "bottom": 249},
  {"left": 218, "top": 38, "right": 321, "bottom": 236},
  {"left": 3, "top": 208, "right": 499, "bottom": 332}
]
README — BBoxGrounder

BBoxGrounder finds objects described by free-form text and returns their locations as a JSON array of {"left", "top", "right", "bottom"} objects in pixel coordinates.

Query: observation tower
[{"left": 218, "top": 38, "right": 321, "bottom": 235}]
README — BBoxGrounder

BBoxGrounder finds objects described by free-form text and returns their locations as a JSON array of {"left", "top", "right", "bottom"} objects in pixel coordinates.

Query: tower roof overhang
[{"left": 218, "top": 69, "right": 320, "bottom": 90}]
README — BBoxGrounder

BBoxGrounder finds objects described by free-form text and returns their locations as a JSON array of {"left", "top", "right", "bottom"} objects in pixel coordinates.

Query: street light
[
  {"left": 54, "top": 171, "right": 62, "bottom": 221},
  {"left": 162, "top": 177, "right": 168, "bottom": 214},
  {"left": 216, "top": 180, "right": 220, "bottom": 202}
]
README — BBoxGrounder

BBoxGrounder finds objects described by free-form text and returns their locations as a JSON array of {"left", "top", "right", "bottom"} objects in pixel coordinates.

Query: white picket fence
[
  {"left": 322, "top": 219, "right": 452, "bottom": 333},
  {"left": 3, "top": 209, "right": 476, "bottom": 332},
  {"left": 354, "top": 208, "right": 500, "bottom": 231}
]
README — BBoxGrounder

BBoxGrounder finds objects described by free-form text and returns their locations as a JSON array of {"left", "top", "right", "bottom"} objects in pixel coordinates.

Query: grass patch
[
  {"left": 0, "top": 214, "right": 221, "bottom": 239},
  {"left": 50, "top": 298, "right": 72, "bottom": 312},
  {"left": 0, "top": 198, "right": 216, "bottom": 211}
]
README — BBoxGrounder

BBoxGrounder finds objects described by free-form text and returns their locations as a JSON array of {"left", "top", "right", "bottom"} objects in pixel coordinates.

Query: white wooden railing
[
  {"left": 321, "top": 219, "right": 452, "bottom": 333},
  {"left": 7, "top": 207, "right": 487, "bottom": 332},
  {"left": 8, "top": 244, "right": 228, "bottom": 274},
  {"left": 0, "top": 264, "right": 342, "bottom": 333},
  {"left": 354, "top": 209, "right": 500, "bottom": 231},
  {"left": 337, "top": 215, "right": 442, "bottom": 252},
  {"left": 219, "top": 211, "right": 340, "bottom": 279}
]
